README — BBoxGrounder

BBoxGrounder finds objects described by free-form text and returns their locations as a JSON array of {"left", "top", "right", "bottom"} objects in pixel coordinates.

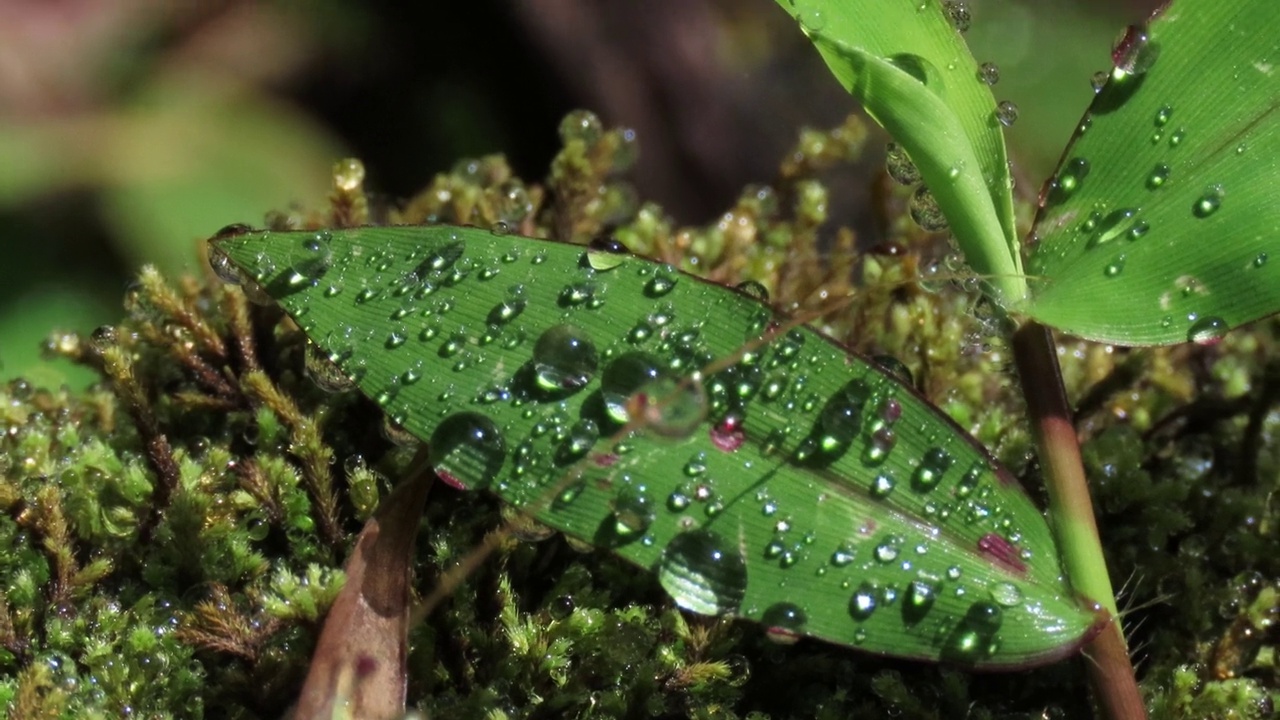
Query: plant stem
[{"left": 1012, "top": 322, "right": 1146, "bottom": 720}]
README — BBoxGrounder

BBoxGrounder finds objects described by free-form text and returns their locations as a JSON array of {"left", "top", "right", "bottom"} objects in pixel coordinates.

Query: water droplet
[
  {"left": 761, "top": 602, "right": 807, "bottom": 645},
  {"left": 1111, "top": 24, "right": 1159, "bottom": 76},
  {"left": 1146, "top": 163, "right": 1171, "bottom": 190},
  {"left": 612, "top": 485, "right": 656, "bottom": 537},
  {"left": 885, "top": 142, "right": 921, "bottom": 185},
  {"left": 909, "top": 185, "right": 948, "bottom": 232},
  {"left": 586, "top": 236, "right": 628, "bottom": 271},
  {"left": 734, "top": 280, "right": 770, "bottom": 303},
  {"left": 994, "top": 100, "right": 1018, "bottom": 127},
  {"left": 1087, "top": 208, "right": 1140, "bottom": 248},
  {"left": 288, "top": 231, "right": 332, "bottom": 283},
  {"left": 1187, "top": 316, "right": 1228, "bottom": 345},
  {"left": 667, "top": 491, "right": 691, "bottom": 511},
  {"left": 1048, "top": 158, "right": 1090, "bottom": 203},
  {"left": 488, "top": 296, "right": 526, "bottom": 325},
  {"left": 1253, "top": 252, "right": 1268, "bottom": 269},
  {"left": 991, "top": 582, "right": 1023, "bottom": 607},
  {"left": 977, "top": 62, "right": 1000, "bottom": 85},
  {"left": 657, "top": 529, "right": 748, "bottom": 615},
  {"left": 385, "top": 329, "right": 408, "bottom": 349},
  {"left": 533, "top": 324, "right": 599, "bottom": 393},
  {"left": 602, "top": 352, "right": 666, "bottom": 423},
  {"left": 1154, "top": 104, "right": 1173, "bottom": 127},
  {"left": 645, "top": 267, "right": 679, "bottom": 297},
  {"left": 903, "top": 579, "right": 939, "bottom": 623},
  {"left": 870, "top": 472, "right": 896, "bottom": 498},
  {"left": 1128, "top": 221, "right": 1150, "bottom": 240},
  {"left": 440, "top": 331, "right": 467, "bottom": 358},
  {"left": 429, "top": 412, "right": 505, "bottom": 491},
  {"left": 1192, "top": 185, "right": 1224, "bottom": 218},
  {"left": 1169, "top": 128, "right": 1186, "bottom": 147},
  {"left": 710, "top": 414, "right": 745, "bottom": 452},
  {"left": 1103, "top": 256, "right": 1126, "bottom": 278},
  {"left": 873, "top": 355, "right": 913, "bottom": 385},
  {"left": 559, "top": 282, "right": 596, "bottom": 307},
  {"left": 849, "top": 581, "right": 880, "bottom": 620},
  {"left": 555, "top": 419, "right": 599, "bottom": 464},
  {"left": 887, "top": 53, "right": 944, "bottom": 93},
  {"left": 632, "top": 377, "right": 707, "bottom": 437},
  {"left": 831, "top": 545, "right": 855, "bottom": 567},
  {"left": 943, "top": 602, "right": 1004, "bottom": 662},
  {"left": 943, "top": 0, "right": 971, "bottom": 32},
  {"left": 873, "top": 540, "right": 900, "bottom": 563},
  {"left": 912, "top": 447, "right": 953, "bottom": 491}
]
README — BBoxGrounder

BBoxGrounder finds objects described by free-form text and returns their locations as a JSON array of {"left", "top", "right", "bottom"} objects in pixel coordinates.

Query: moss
[{"left": 2, "top": 109, "right": 1278, "bottom": 718}]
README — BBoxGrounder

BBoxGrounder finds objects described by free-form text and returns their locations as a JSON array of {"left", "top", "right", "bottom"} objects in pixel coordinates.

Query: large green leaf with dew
[
  {"left": 210, "top": 225, "right": 1101, "bottom": 668},
  {"left": 1022, "top": 0, "right": 1280, "bottom": 345},
  {"left": 775, "top": 0, "right": 1025, "bottom": 305}
]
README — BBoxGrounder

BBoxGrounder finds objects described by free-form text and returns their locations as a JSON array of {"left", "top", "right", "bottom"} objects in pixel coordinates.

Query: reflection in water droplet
[
  {"left": 657, "top": 529, "right": 748, "bottom": 615},
  {"left": 762, "top": 602, "right": 807, "bottom": 645},
  {"left": 587, "top": 236, "right": 628, "bottom": 270},
  {"left": 602, "top": 352, "right": 666, "bottom": 423},
  {"left": 978, "top": 62, "right": 1000, "bottom": 85},
  {"left": 994, "top": 100, "right": 1019, "bottom": 127},
  {"left": 533, "top": 324, "right": 599, "bottom": 393},
  {"left": 429, "top": 412, "right": 506, "bottom": 491},
  {"left": 1103, "top": 256, "right": 1125, "bottom": 278},
  {"left": 289, "top": 232, "right": 333, "bottom": 283},
  {"left": 902, "top": 579, "right": 939, "bottom": 624},
  {"left": 887, "top": 53, "right": 945, "bottom": 93},
  {"left": 912, "top": 447, "right": 953, "bottom": 491},
  {"left": 885, "top": 142, "right": 921, "bottom": 185},
  {"left": 849, "top": 581, "right": 880, "bottom": 620},
  {"left": 1192, "top": 186, "right": 1224, "bottom": 218},
  {"left": 612, "top": 485, "right": 656, "bottom": 537},
  {"left": 909, "top": 186, "right": 948, "bottom": 232},
  {"left": 1146, "top": 163, "right": 1171, "bottom": 190},
  {"left": 1049, "top": 158, "right": 1090, "bottom": 203},
  {"left": 1111, "top": 24, "right": 1159, "bottom": 76},
  {"left": 1187, "top": 316, "right": 1228, "bottom": 345},
  {"left": 943, "top": 0, "right": 971, "bottom": 32}
]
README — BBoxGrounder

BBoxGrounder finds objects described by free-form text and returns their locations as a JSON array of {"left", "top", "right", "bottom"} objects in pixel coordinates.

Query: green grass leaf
[
  {"left": 1022, "top": 0, "right": 1280, "bottom": 345},
  {"left": 211, "top": 225, "right": 1100, "bottom": 668},
  {"left": 775, "top": 0, "right": 1024, "bottom": 304}
]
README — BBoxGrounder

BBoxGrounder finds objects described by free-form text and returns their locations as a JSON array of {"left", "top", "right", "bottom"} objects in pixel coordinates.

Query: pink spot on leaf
[{"left": 977, "top": 533, "right": 1027, "bottom": 575}]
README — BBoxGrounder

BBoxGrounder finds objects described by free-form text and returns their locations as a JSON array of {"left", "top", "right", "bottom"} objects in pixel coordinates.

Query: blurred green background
[{"left": 0, "top": 0, "right": 1160, "bottom": 387}]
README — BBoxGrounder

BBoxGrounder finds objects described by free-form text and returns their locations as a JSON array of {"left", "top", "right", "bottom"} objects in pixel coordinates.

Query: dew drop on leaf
[
  {"left": 657, "top": 529, "right": 748, "bottom": 616},
  {"left": 586, "top": 236, "right": 628, "bottom": 271},
  {"left": 909, "top": 186, "right": 949, "bottom": 232},
  {"left": 429, "top": 412, "right": 506, "bottom": 491},
  {"left": 602, "top": 352, "right": 666, "bottom": 423},
  {"left": 885, "top": 142, "right": 921, "bottom": 185},
  {"left": 1103, "top": 256, "right": 1125, "bottom": 278},
  {"left": 870, "top": 471, "right": 897, "bottom": 497},
  {"left": 1192, "top": 186, "right": 1224, "bottom": 218},
  {"left": 912, "top": 447, "right": 953, "bottom": 491},
  {"left": 903, "top": 579, "right": 939, "bottom": 623},
  {"left": 1048, "top": 158, "right": 1090, "bottom": 203},
  {"left": 1253, "top": 252, "right": 1268, "bottom": 269},
  {"left": 533, "top": 324, "right": 599, "bottom": 393},
  {"left": 1111, "top": 24, "right": 1160, "bottom": 76},
  {"left": 1187, "top": 316, "right": 1229, "bottom": 345},
  {"left": 1146, "top": 163, "right": 1171, "bottom": 190},
  {"left": 943, "top": 602, "right": 1004, "bottom": 662},
  {"left": 849, "top": 582, "right": 879, "bottom": 620},
  {"left": 1153, "top": 104, "right": 1173, "bottom": 127},
  {"left": 761, "top": 602, "right": 807, "bottom": 645},
  {"left": 977, "top": 62, "right": 1000, "bottom": 85},
  {"left": 994, "top": 100, "right": 1019, "bottom": 127},
  {"left": 1087, "top": 208, "right": 1139, "bottom": 248},
  {"left": 611, "top": 485, "right": 656, "bottom": 537},
  {"left": 991, "top": 581, "right": 1023, "bottom": 607},
  {"left": 942, "top": 0, "right": 971, "bottom": 32}
]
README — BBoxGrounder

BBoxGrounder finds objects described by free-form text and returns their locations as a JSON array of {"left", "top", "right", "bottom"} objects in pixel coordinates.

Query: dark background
[{"left": 0, "top": 0, "right": 1161, "bottom": 386}]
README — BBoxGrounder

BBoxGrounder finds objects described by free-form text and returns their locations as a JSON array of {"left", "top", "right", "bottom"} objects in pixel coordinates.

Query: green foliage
[{"left": 2, "top": 107, "right": 1279, "bottom": 717}]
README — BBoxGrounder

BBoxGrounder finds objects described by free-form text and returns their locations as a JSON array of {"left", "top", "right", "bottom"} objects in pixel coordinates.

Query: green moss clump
[{"left": 2, "top": 109, "right": 1278, "bottom": 718}]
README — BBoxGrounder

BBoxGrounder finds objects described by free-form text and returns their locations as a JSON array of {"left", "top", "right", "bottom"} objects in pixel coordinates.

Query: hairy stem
[{"left": 1012, "top": 322, "right": 1146, "bottom": 720}]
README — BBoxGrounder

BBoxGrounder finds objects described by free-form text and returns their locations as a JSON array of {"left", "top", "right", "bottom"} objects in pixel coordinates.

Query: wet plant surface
[{"left": 1, "top": 106, "right": 1277, "bottom": 717}]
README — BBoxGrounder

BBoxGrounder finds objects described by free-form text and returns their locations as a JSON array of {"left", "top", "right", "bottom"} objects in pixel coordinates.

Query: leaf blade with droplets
[
  {"left": 211, "top": 225, "right": 1099, "bottom": 668},
  {"left": 1022, "top": 0, "right": 1280, "bottom": 345}
]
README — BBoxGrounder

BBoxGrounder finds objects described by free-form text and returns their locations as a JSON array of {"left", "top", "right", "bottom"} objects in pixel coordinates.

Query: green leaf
[
  {"left": 210, "top": 225, "right": 1099, "bottom": 668},
  {"left": 775, "top": 0, "right": 1024, "bottom": 304},
  {"left": 1022, "top": 0, "right": 1280, "bottom": 345}
]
